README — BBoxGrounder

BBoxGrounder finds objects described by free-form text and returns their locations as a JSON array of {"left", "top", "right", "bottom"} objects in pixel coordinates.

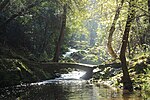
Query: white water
[
  {"left": 31, "top": 71, "right": 86, "bottom": 85},
  {"left": 56, "top": 71, "right": 86, "bottom": 80},
  {"left": 63, "top": 48, "right": 79, "bottom": 57},
  {"left": 63, "top": 47, "right": 88, "bottom": 58}
]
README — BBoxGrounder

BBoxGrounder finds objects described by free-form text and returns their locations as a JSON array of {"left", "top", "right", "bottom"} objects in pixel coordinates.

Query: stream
[
  {"left": 0, "top": 48, "right": 149, "bottom": 100},
  {"left": 63, "top": 48, "right": 79, "bottom": 57},
  {"left": 0, "top": 71, "right": 148, "bottom": 100},
  {"left": 0, "top": 79, "right": 146, "bottom": 100}
]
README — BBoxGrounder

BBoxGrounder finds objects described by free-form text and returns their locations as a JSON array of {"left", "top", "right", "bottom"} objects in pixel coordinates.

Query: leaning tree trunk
[
  {"left": 53, "top": 4, "right": 67, "bottom": 62},
  {"left": 120, "top": 0, "right": 136, "bottom": 92},
  {"left": 107, "top": 0, "right": 124, "bottom": 59}
]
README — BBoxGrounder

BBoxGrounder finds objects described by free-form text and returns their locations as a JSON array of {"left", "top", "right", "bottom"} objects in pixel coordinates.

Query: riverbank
[
  {"left": 0, "top": 58, "right": 58, "bottom": 87},
  {"left": 0, "top": 44, "right": 57, "bottom": 87},
  {"left": 1, "top": 44, "right": 150, "bottom": 96},
  {"left": 93, "top": 53, "right": 150, "bottom": 95}
]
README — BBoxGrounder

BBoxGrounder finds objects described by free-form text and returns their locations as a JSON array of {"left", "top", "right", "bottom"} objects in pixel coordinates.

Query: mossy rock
[
  {"left": 70, "top": 51, "right": 86, "bottom": 60},
  {"left": 80, "top": 54, "right": 99, "bottom": 64},
  {"left": 0, "top": 70, "right": 22, "bottom": 87},
  {"left": 60, "top": 57, "right": 75, "bottom": 63}
]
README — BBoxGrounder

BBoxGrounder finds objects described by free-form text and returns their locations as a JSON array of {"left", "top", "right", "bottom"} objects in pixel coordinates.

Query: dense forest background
[
  {"left": 0, "top": 0, "right": 149, "bottom": 61},
  {"left": 0, "top": 0, "right": 150, "bottom": 93}
]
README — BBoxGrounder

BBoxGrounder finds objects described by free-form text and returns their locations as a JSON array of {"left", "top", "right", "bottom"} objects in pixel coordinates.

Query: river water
[
  {"left": 0, "top": 79, "right": 146, "bottom": 100},
  {"left": 0, "top": 48, "right": 149, "bottom": 100},
  {"left": 0, "top": 71, "right": 148, "bottom": 100}
]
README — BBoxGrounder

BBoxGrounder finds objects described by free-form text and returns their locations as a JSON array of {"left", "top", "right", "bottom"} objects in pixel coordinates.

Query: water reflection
[
  {"left": 0, "top": 79, "right": 147, "bottom": 100},
  {"left": 57, "top": 71, "right": 86, "bottom": 80}
]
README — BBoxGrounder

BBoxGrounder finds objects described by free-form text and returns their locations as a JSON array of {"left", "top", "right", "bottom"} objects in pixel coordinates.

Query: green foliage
[
  {"left": 131, "top": 53, "right": 150, "bottom": 73},
  {"left": 0, "top": 59, "right": 32, "bottom": 87},
  {"left": 142, "top": 69, "right": 150, "bottom": 92},
  {"left": 60, "top": 57, "right": 75, "bottom": 63},
  {"left": 39, "top": 51, "right": 48, "bottom": 61},
  {"left": 0, "top": 0, "right": 150, "bottom": 91}
]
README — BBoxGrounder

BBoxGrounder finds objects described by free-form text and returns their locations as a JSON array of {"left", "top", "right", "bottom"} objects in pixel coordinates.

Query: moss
[
  {"left": 81, "top": 54, "right": 99, "bottom": 64},
  {"left": 0, "top": 58, "right": 56, "bottom": 87},
  {"left": 92, "top": 53, "right": 150, "bottom": 92},
  {"left": 15, "top": 60, "right": 33, "bottom": 74},
  {"left": 131, "top": 53, "right": 150, "bottom": 74}
]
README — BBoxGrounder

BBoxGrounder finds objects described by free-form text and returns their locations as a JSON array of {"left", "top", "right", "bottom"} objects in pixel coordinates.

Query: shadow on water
[
  {"left": 0, "top": 79, "right": 149, "bottom": 100},
  {"left": 0, "top": 80, "right": 93, "bottom": 100},
  {"left": 0, "top": 71, "right": 149, "bottom": 100}
]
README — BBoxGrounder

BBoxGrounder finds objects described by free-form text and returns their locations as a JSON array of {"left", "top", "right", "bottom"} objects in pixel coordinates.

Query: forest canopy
[
  {"left": 0, "top": 0, "right": 150, "bottom": 93},
  {"left": 0, "top": 0, "right": 149, "bottom": 61}
]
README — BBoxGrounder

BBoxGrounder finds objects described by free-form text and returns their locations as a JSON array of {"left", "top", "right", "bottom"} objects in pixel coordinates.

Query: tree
[
  {"left": 0, "top": 0, "right": 41, "bottom": 29},
  {"left": 0, "top": 0, "right": 10, "bottom": 11},
  {"left": 148, "top": 0, "right": 150, "bottom": 23},
  {"left": 107, "top": 0, "right": 124, "bottom": 59},
  {"left": 53, "top": 4, "right": 67, "bottom": 62},
  {"left": 120, "top": 0, "right": 136, "bottom": 92}
]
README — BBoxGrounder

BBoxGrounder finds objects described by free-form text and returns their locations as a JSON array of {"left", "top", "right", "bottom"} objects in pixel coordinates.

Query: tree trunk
[
  {"left": 53, "top": 4, "right": 67, "bottom": 62},
  {"left": 127, "top": 41, "right": 131, "bottom": 58},
  {"left": 120, "top": 0, "right": 136, "bottom": 92},
  {"left": 148, "top": 0, "right": 150, "bottom": 23},
  {"left": 107, "top": 0, "right": 124, "bottom": 59}
]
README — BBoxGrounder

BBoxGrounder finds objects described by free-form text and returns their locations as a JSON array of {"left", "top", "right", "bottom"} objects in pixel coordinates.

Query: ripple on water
[{"left": 0, "top": 71, "right": 148, "bottom": 100}]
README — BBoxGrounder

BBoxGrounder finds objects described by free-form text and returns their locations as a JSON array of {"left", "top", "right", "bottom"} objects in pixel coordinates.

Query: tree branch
[
  {"left": 0, "top": 0, "right": 42, "bottom": 28},
  {"left": 0, "top": 0, "right": 10, "bottom": 11},
  {"left": 134, "top": 5, "right": 150, "bottom": 17}
]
